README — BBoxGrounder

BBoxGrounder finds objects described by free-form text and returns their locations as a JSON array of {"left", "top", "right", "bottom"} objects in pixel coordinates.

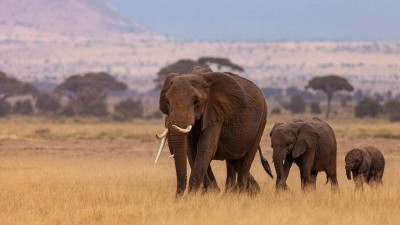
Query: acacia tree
[
  {"left": 154, "top": 57, "right": 244, "bottom": 90},
  {"left": 55, "top": 72, "right": 127, "bottom": 116},
  {"left": 306, "top": 74, "right": 354, "bottom": 119},
  {"left": 0, "top": 71, "right": 38, "bottom": 101}
]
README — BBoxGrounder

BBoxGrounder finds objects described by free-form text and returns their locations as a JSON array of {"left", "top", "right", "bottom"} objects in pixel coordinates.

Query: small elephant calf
[{"left": 345, "top": 146, "right": 385, "bottom": 190}]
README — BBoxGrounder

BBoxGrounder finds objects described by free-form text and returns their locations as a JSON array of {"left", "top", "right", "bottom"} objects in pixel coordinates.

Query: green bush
[
  {"left": 355, "top": 97, "right": 382, "bottom": 118},
  {"left": 13, "top": 99, "right": 34, "bottom": 115},
  {"left": 385, "top": 99, "right": 400, "bottom": 122},
  {"left": 113, "top": 98, "right": 143, "bottom": 121},
  {"left": 271, "top": 107, "right": 281, "bottom": 115},
  {"left": 288, "top": 94, "right": 306, "bottom": 114},
  {"left": 0, "top": 100, "right": 12, "bottom": 117},
  {"left": 35, "top": 93, "right": 61, "bottom": 114},
  {"left": 69, "top": 88, "right": 109, "bottom": 117},
  {"left": 310, "top": 102, "right": 322, "bottom": 114},
  {"left": 61, "top": 105, "right": 75, "bottom": 117}
]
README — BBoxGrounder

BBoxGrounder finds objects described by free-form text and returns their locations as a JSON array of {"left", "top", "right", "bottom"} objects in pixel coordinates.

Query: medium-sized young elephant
[
  {"left": 270, "top": 118, "right": 339, "bottom": 192},
  {"left": 345, "top": 146, "right": 385, "bottom": 190}
]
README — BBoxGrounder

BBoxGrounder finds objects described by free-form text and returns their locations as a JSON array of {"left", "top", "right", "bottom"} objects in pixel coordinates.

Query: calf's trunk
[
  {"left": 345, "top": 165, "right": 352, "bottom": 180},
  {"left": 273, "top": 153, "right": 286, "bottom": 190}
]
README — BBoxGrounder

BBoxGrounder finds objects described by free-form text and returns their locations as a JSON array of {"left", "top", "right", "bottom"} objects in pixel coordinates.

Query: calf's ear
[
  {"left": 292, "top": 123, "right": 319, "bottom": 158},
  {"left": 359, "top": 151, "right": 372, "bottom": 173}
]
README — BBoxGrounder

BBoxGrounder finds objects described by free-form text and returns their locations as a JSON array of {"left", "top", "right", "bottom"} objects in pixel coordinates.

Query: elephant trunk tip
[{"left": 345, "top": 166, "right": 352, "bottom": 180}]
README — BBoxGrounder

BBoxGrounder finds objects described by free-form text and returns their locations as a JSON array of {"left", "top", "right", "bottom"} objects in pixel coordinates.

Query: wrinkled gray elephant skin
[
  {"left": 270, "top": 117, "right": 339, "bottom": 192},
  {"left": 159, "top": 66, "right": 273, "bottom": 197},
  {"left": 345, "top": 146, "right": 385, "bottom": 191}
]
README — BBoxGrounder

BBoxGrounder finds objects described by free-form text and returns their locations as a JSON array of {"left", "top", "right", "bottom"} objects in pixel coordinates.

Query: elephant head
[
  {"left": 158, "top": 68, "right": 247, "bottom": 196},
  {"left": 270, "top": 121, "right": 319, "bottom": 189},
  {"left": 345, "top": 149, "right": 372, "bottom": 180}
]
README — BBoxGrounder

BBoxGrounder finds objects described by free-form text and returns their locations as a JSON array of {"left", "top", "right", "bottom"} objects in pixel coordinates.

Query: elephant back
[
  {"left": 364, "top": 146, "right": 385, "bottom": 173},
  {"left": 308, "top": 118, "right": 337, "bottom": 170}
]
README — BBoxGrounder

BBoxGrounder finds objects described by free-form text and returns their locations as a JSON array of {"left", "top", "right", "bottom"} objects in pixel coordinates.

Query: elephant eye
[{"left": 193, "top": 97, "right": 200, "bottom": 106}]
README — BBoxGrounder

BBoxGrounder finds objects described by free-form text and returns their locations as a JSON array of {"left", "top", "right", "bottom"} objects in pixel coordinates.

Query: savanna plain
[{"left": 1, "top": 113, "right": 400, "bottom": 225}]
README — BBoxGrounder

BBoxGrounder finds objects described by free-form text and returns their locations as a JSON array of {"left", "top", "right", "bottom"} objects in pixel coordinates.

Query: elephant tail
[{"left": 258, "top": 146, "right": 274, "bottom": 179}]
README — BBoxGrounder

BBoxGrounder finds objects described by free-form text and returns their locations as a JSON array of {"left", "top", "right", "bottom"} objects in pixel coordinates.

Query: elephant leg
[
  {"left": 247, "top": 173, "right": 260, "bottom": 193},
  {"left": 188, "top": 135, "right": 218, "bottom": 192},
  {"left": 225, "top": 160, "right": 258, "bottom": 193},
  {"left": 236, "top": 158, "right": 260, "bottom": 195},
  {"left": 374, "top": 172, "right": 384, "bottom": 186},
  {"left": 225, "top": 161, "right": 237, "bottom": 192},
  {"left": 353, "top": 172, "right": 364, "bottom": 191},
  {"left": 326, "top": 170, "right": 339, "bottom": 192},
  {"left": 329, "top": 174, "right": 339, "bottom": 192},
  {"left": 188, "top": 124, "right": 222, "bottom": 193},
  {"left": 203, "top": 166, "right": 220, "bottom": 192},
  {"left": 237, "top": 126, "right": 265, "bottom": 195},
  {"left": 310, "top": 171, "right": 318, "bottom": 190},
  {"left": 298, "top": 151, "right": 315, "bottom": 192},
  {"left": 299, "top": 165, "right": 314, "bottom": 192},
  {"left": 366, "top": 173, "right": 373, "bottom": 184},
  {"left": 283, "top": 156, "right": 293, "bottom": 182}
]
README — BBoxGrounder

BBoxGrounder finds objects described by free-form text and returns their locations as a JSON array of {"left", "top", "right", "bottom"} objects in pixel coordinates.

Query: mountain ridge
[{"left": 0, "top": 0, "right": 153, "bottom": 37}]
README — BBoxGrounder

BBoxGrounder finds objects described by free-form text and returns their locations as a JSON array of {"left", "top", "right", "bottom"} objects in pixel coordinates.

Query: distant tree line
[
  {"left": 263, "top": 74, "right": 400, "bottom": 122},
  {"left": 0, "top": 71, "right": 151, "bottom": 121},
  {"left": 154, "top": 57, "right": 244, "bottom": 90},
  {"left": 2, "top": 58, "right": 400, "bottom": 123}
]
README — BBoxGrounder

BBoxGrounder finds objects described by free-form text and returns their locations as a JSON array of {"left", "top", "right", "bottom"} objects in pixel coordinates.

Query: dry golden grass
[{"left": 0, "top": 115, "right": 400, "bottom": 225}]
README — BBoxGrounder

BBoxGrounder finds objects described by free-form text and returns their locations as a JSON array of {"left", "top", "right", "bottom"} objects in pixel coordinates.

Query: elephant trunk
[
  {"left": 168, "top": 130, "right": 188, "bottom": 197},
  {"left": 273, "top": 152, "right": 286, "bottom": 190},
  {"left": 345, "top": 164, "right": 352, "bottom": 180}
]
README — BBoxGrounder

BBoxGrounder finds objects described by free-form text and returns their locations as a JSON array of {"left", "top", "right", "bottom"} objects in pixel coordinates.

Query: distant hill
[
  {"left": 0, "top": 0, "right": 151, "bottom": 36},
  {"left": 0, "top": 0, "right": 399, "bottom": 94}
]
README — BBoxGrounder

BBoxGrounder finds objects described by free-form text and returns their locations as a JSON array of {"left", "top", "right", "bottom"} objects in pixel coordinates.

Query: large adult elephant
[
  {"left": 270, "top": 118, "right": 339, "bottom": 191},
  {"left": 156, "top": 66, "right": 273, "bottom": 196}
]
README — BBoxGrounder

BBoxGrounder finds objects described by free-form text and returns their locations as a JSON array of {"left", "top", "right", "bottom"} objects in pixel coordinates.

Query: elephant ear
[
  {"left": 270, "top": 122, "right": 283, "bottom": 137},
  {"left": 359, "top": 150, "right": 372, "bottom": 173},
  {"left": 292, "top": 123, "right": 320, "bottom": 158},
  {"left": 201, "top": 72, "right": 247, "bottom": 130},
  {"left": 159, "top": 73, "right": 180, "bottom": 114}
]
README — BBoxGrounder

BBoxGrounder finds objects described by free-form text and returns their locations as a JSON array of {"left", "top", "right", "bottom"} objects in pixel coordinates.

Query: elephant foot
[
  {"left": 203, "top": 181, "right": 221, "bottom": 193},
  {"left": 301, "top": 184, "right": 316, "bottom": 193},
  {"left": 331, "top": 184, "right": 340, "bottom": 193},
  {"left": 248, "top": 179, "right": 260, "bottom": 196},
  {"left": 188, "top": 179, "right": 202, "bottom": 194},
  {"left": 275, "top": 182, "right": 290, "bottom": 193},
  {"left": 237, "top": 178, "right": 260, "bottom": 196},
  {"left": 225, "top": 183, "right": 238, "bottom": 193},
  {"left": 247, "top": 185, "right": 260, "bottom": 196}
]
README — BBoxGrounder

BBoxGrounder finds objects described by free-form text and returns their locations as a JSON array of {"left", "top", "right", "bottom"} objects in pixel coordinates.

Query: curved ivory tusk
[
  {"left": 154, "top": 136, "right": 167, "bottom": 164},
  {"left": 172, "top": 125, "right": 192, "bottom": 133},
  {"left": 155, "top": 128, "right": 168, "bottom": 139},
  {"left": 169, "top": 154, "right": 174, "bottom": 158}
]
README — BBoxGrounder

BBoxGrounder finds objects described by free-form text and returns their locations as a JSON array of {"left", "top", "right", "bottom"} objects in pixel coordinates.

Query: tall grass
[
  {"left": 1, "top": 150, "right": 399, "bottom": 225},
  {"left": 0, "top": 116, "right": 399, "bottom": 224}
]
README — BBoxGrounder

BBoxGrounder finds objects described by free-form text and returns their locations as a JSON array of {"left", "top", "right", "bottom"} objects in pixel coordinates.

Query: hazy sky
[{"left": 107, "top": 0, "right": 400, "bottom": 41}]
